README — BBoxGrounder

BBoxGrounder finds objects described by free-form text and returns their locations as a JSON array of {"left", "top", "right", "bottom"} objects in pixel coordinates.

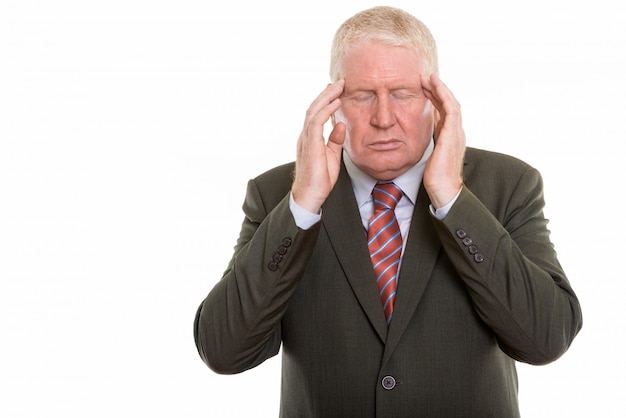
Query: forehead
[{"left": 341, "top": 41, "right": 425, "bottom": 86}]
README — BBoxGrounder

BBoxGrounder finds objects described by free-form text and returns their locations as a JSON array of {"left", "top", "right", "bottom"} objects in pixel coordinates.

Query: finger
[
  {"left": 301, "top": 81, "right": 344, "bottom": 143},
  {"left": 327, "top": 122, "right": 346, "bottom": 149},
  {"left": 420, "top": 74, "right": 459, "bottom": 115},
  {"left": 306, "top": 80, "right": 345, "bottom": 123},
  {"left": 420, "top": 74, "right": 442, "bottom": 111}
]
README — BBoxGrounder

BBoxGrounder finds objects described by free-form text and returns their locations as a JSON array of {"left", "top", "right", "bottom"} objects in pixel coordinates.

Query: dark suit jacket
[{"left": 194, "top": 147, "right": 582, "bottom": 417}]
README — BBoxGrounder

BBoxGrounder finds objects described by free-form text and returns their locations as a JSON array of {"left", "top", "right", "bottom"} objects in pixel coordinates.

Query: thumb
[{"left": 327, "top": 122, "right": 346, "bottom": 151}]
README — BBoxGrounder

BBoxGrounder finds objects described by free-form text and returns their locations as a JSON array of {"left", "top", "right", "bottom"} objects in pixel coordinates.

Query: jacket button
[
  {"left": 281, "top": 237, "right": 292, "bottom": 247},
  {"left": 381, "top": 375, "right": 396, "bottom": 390},
  {"left": 474, "top": 253, "right": 485, "bottom": 263},
  {"left": 456, "top": 229, "right": 467, "bottom": 239},
  {"left": 268, "top": 262, "right": 279, "bottom": 271}
]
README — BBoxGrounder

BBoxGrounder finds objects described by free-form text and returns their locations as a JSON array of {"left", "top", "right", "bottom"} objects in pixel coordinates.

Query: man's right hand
[{"left": 291, "top": 80, "right": 346, "bottom": 214}]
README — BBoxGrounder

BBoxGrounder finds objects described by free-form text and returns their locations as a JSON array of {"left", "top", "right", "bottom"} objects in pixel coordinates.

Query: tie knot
[{"left": 372, "top": 182, "right": 403, "bottom": 211}]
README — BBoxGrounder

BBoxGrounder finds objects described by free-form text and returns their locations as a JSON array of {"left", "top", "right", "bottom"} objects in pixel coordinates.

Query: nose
[{"left": 370, "top": 94, "right": 396, "bottom": 129}]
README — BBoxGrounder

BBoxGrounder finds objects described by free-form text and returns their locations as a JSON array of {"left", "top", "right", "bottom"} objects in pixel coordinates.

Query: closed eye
[
  {"left": 347, "top": 91, "right": 375, "bottom": 102},
  {"left": 391, "top": 89, "right": 424, "bottom": 100}
]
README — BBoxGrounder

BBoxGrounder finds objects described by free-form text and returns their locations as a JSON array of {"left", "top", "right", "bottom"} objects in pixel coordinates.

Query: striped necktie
[{"left": 367, "top": 182, "right": 403, "bottom": 325}]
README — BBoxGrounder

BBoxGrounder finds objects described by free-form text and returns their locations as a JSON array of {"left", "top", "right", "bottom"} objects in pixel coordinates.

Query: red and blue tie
[{"left": 367, "top": 182, "right": 403, "bottom": 325}]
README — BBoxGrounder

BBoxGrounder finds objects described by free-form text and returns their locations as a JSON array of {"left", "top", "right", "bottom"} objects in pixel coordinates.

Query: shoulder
[
  {"left": 253, "top": 162, "right": 296, "bottom": 186},
  {"left": 254, "top": 161, "right": 296, "bottom": 182},
  {"left": 462, "top": 147, "right": 544, "bottom": 204},
  {"left": 463, "top": 147, "right": 541, "bottom": 184},
  {"left": 244, "top": 162, "right": 296, "bottom": 210},
  {"left": 464, "top": 147, "right": 536, "bottom": 174}
]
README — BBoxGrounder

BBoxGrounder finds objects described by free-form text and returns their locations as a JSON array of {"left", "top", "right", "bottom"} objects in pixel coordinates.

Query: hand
[
  {"left": 292, "top": 80, "right": 346, "bottom": 213},
  {"left": 420, "top": 74, "right": 466, "bottom": 209}
]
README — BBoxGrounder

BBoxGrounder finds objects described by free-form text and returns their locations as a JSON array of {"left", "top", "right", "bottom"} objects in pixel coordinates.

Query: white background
[{"left": 1, "top": 0, "right": 624, "bottom": 416}]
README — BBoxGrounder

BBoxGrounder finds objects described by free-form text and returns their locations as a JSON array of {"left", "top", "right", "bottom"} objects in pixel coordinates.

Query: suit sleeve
[
  {"left": 433, "top": 166, "right": 582, "bottom": 365},
  {"left": 194, "top": 177, "right": 320, "bottom": 374}
]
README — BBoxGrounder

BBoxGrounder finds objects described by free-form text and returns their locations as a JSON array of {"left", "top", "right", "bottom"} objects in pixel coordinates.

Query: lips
[{"left": 369, "top": 139, "right": 402, "bottom": 150}]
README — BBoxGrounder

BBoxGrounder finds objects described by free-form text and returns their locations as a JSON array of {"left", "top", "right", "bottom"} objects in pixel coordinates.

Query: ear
[{"left": 432, "top": 107, "right": 441, "bottom": 141}]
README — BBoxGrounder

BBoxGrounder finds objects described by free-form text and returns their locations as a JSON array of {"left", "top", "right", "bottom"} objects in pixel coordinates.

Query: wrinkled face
[{"left": 334, "top": 41, "right": 435, "bottom": 180}]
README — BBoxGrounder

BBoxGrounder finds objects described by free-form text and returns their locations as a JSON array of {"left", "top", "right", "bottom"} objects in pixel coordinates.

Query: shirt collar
[{"left": 343, "top": 139, "right": 434, "bottom": 208}]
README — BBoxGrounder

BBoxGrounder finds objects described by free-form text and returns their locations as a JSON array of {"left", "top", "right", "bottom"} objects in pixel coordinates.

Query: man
[{"left": 194, "top": 6, "right": 582, "bottom": 417}]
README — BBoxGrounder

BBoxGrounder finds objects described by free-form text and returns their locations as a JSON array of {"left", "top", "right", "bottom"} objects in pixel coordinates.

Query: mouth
[{"left": 369, "top": 139, "right": 403, "bottom": 151}]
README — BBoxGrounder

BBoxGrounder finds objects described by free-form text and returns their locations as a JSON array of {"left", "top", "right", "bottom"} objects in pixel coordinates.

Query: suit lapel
[
  {"left": 321, "top": 164, "right": 446, "bottom": 347},
  {"left": 382, "top": 183, "right": 442, "bottom": 362},
  {"left": 322, "top": 164, "right": 389, "bottom": 342}
]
